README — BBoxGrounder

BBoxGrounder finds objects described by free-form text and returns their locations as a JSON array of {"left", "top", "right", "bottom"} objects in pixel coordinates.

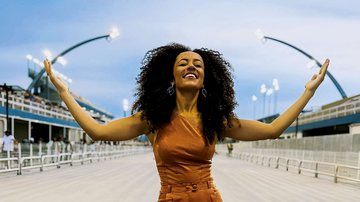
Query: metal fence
[
  {"left": 216, "top": 144, "right": 360, "bottom": 184},
  {"left": 0, "top": 142, "right": 152, "bottom": 175},
  {"left": 251, "top": 133, "right": 360, "bottom": 152}
]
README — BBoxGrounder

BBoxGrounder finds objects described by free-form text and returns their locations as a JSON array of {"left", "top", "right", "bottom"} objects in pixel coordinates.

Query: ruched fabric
[{"left": 153, "top": 112, "right": 222, "bottom": 202}]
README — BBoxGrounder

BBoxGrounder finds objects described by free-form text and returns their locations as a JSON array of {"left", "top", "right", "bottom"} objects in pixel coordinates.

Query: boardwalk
[{"left": 1, "top": 153, "right": 359, "bottom": 202}]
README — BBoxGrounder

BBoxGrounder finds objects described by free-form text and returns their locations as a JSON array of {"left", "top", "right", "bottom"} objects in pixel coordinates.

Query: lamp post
[
  {"left": 260, "top": 84, "right": 267, "bottom": 117},
  {"left": 0, "top": 83, "right": 12, "bottom": 131},
  {"left": 266, "top": 88, "right": 274, "bottom": 116},
  {"left": 255, "top": 29, "right": 347, "bottom": 99},
  {"left": 27, "top": 27, "right": 120, "bottom": 99},
  {"left": 122, "top": 99, "right": 129, "bottom": 117},
  {"left": 272, "top": 78, "right": 279, "bottom": 114},
  {"left": 0, "top": 84, "right": 24, "bottom": 132},
  {"left": 251, "top": 95, "right": 258, "bottom": 119}
]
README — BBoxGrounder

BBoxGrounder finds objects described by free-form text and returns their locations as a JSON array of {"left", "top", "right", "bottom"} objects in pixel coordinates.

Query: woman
[{"left": 44, "top": 43, "right": 329, "bottom": 201}]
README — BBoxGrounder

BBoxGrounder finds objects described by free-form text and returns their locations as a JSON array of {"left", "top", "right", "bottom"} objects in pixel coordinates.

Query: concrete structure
[
  {"left": 283, "top": 94, "right": 360, "bottom": 139},
  {"left": 0, "top": 89, "right": 113, "bottom": 144}
]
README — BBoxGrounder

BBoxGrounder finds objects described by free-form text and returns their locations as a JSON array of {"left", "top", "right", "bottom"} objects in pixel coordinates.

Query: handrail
[
  {"left": 223, "top": 151, "right": 360, "bottom": 184},
  {"left": 0, "top": 92, "right": 113, "bottom": 123},
  {"left": 0, "top": 157, "right": 20, "bottom": 174},
  {"left": 0, "top": 92, "right": 74, "bottom": 121},
  {"left": 0, "top": 144, "right": 152, "bottom": 175}
]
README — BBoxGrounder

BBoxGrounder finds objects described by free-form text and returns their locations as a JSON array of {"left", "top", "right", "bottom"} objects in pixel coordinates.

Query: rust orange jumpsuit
[{"left": 153, "top": 112, "right": 223, "bottom": 202}]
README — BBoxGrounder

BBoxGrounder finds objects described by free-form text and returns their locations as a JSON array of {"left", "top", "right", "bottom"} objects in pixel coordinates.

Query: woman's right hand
[
  {"left": 44, "top": 59, "right": 69, "bottom": 93},
  {"left": 44, "top": 60, "right": 147, "bottom": 141}
]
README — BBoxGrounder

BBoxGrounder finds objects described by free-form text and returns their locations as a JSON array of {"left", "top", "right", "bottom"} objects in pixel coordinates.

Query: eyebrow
[{"left": 177, "top": 58, "right": 203, "bottom": 63}]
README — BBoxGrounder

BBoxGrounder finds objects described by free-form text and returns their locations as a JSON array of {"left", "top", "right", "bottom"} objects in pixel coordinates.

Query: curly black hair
[{"left": 132, "top": 43, "right": 237, "bottom": 143}]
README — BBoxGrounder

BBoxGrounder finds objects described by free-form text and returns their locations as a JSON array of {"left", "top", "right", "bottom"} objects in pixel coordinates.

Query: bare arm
[
  {"left": 44, "top": 59, "right": 148, "bottom": 141},
  {"left": 224, "top": 59, "right": 330, "bottom": 141}
]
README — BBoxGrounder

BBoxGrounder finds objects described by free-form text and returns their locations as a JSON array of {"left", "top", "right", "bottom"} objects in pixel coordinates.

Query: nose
[{"left": 186, "top": 65, "right": 196, "bottom": 72}]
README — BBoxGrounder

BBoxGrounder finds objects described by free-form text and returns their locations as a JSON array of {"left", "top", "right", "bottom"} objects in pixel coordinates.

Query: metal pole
[
  {"left": 17, "top": 143, "right": 21, "bottom": 175},
  {"left": 268, "top": 94, "right": 272, "bottom": 116},
  {"left": 253, "top": 101, "right": 256, "bottom": 119},
  {"left": 274, "top": 91, "right": 277, "bottom": 114},
  {"left": 262, "top": 94, "right": 266, "bottom": 118},
  {"left": 5, "top": 84, "right": 10, "bottom": 131},
  {"left": 295, "top": 117, "right": 299, "bottom": 138},
  {"left": 264, "top": 36, "right": 347, "bottom": 99},
  {"left": 1, "top": 83, "right": 13, "bottom": 131}
]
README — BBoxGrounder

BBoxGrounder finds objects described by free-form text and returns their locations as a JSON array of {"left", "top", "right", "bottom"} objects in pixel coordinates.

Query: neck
[{"left": 175, "top": 88, "right": 200, "bottom": 114}]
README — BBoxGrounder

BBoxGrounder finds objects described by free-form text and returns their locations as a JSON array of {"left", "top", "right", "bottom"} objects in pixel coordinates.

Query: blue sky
[{"left": 1, "top": 0, "right": 359, "bottom": 119}]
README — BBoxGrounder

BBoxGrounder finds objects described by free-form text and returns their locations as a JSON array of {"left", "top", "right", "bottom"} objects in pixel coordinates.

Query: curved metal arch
[
  {"left": 264, "top": 36, "right": 347, "bottom": 99},
  {"left": 27, "top": 34, "right": 110, "bottom": 93}
]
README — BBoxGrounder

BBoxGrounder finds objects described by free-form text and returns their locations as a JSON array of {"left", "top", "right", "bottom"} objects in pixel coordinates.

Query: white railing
[
  {"left": 0, "top": 142, "right": 152, "bottom": 175},
  {"left": 291, "top": 98, "right": 360, "bottom": 126},
  {"left": 230, "top": 148, "right": 360, "bottom": 167},
  {"left": 218, "top": 150, "right": 360, "bottom": 184},
  {"left": 0, "top": 92, "right": 74, "bottom": 121}
]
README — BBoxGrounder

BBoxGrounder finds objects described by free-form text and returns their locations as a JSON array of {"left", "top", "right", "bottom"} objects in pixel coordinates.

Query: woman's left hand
[{"left": 305, "top": 58, "right": 330, "bottom": 93}]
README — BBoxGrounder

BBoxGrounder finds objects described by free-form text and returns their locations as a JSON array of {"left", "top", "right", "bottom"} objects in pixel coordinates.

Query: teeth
[{"left": 184, "top": 73, "right": 196, "bottom": 79}]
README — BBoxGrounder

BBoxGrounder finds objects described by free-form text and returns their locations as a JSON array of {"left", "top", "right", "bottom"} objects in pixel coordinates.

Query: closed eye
[{"left": 194, "top": 61, "right": 203, "bottom": 68}]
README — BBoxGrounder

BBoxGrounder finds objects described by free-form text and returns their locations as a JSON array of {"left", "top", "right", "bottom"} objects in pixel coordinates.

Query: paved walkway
[{"left": 0, "top": 153, "right": 359, "bottom": 202}]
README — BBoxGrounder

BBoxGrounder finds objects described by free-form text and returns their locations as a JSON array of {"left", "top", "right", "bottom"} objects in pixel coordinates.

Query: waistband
[
  {"left": 160, "top": 181, "right": 215, "bottom": 193},
  {"left": 157, "top": 164, "right": 212, "bottom": 185}
]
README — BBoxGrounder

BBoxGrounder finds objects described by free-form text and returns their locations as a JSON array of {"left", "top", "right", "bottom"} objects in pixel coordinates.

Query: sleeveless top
[
  {"left": 153, "top": 112, "right": 222, "bottom": 201},
  {"left": 153, "top": 112, "right": 222, "bottom": 202}
]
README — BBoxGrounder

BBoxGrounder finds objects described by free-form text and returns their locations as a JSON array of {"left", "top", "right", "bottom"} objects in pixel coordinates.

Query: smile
[{"left": 182, "top": 72, "right": 198, "bottom": 79}]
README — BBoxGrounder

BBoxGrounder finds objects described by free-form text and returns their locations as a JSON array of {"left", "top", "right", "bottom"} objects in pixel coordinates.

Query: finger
[
  {"left": 311, "top": 74, "right": 318, "bottom": 80},
  {"left": 56, "top": 75, "right": 64, "bottom": 82},
  {"left": 44, "top": 59, "right": 52, "bottom": 76},
  {"left": 319, "top": 58, "right": 330, "bottom": 77}
]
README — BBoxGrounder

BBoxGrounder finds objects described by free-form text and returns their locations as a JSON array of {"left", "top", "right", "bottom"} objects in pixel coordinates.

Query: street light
[
  {"left": 26, "top": 54, "right": 33, "bottom": 61},
  {"left": 56, "top": 56, "right": 67, "bottom": 66},
  {"left": 27, "top": 27, "right": 121, "bottom": 98},
  {"left": 0, "top": 83, "right": 12, "bottom": 132},
  {"left": 42, "top": 49, "right": 53, "bottom": 61},
  {"left": 255, "top": 29, "right": 347, "bottom": 99},
  {"left": 251, "top": 95, "right": 258, "bottom": 119},
  {"left": 122, "top": 99, "right": 129, "bottom": 117},
  {"left": 109, "top": 27, "right": 120, "bottom": 40},
  {"left": 260, "top": 84, "right": 267, "bottom": 117},
  {"left": 272, "top": 78, "right": 280, "bottom": 114},
  {"left": 0, "top": 83, "right": 24, "bottom": 133},
  {"left": 266, "top": 88, "right": 274, "bottom": 116},
  {"left": 27, "top": 54, "right": 72, "bottom": 85}
]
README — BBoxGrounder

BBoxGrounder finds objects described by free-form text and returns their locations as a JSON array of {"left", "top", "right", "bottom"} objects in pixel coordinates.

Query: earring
[
  {"left": 202, "top": 87, "right": 207, "bottom": 98},
  {"left": 167, "top": 82, "right": 175, "bottom": 96}
]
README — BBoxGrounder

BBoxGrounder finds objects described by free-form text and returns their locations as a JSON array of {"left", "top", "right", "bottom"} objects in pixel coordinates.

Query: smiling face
[{"left": 173, "top": 51, "right": 205, "bottom": 91}]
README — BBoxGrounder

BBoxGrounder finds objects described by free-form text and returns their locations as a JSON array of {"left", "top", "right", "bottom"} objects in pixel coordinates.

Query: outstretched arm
[
  {"left": 224, "top": 59, "right": 330, "bottom": 141},
  {"left": 44, "top": 59, "right": 148, "bottom": 141}
]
